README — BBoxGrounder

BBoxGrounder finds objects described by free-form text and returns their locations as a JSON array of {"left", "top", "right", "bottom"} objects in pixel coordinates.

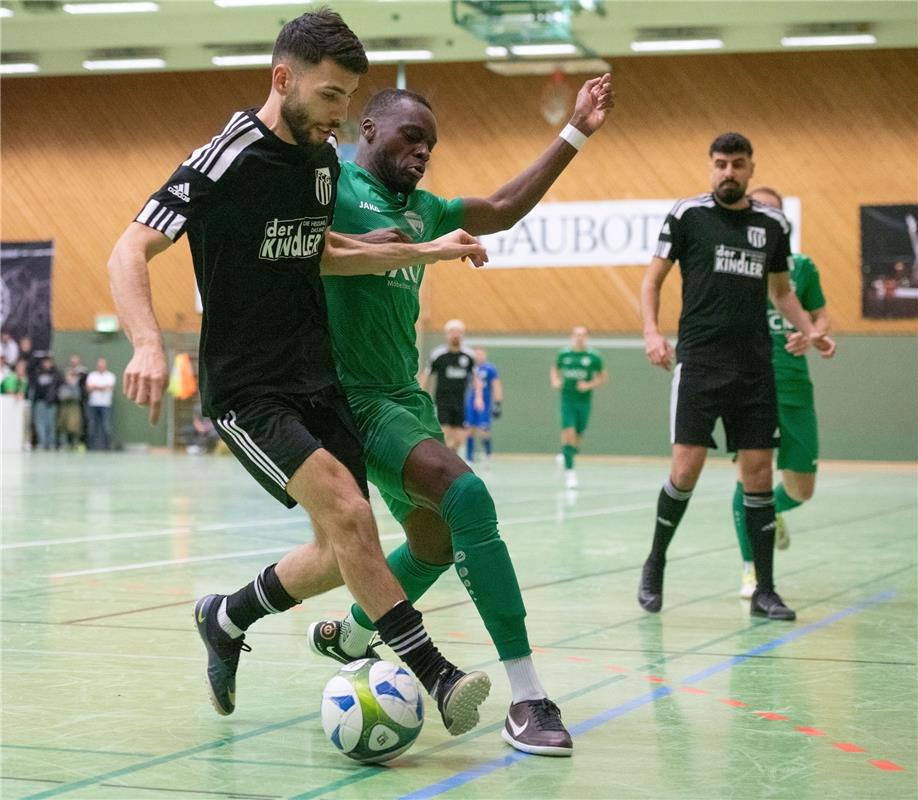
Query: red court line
[
  {"left": 643, "top": 675, "right": 666, "bottom": 683},
  {"left": 755, "top": 712, "right": 790, "bottom": 721},
  {"left": 869, "top": 760, "right": 904, "bottom": 771},
  {"left": 718, "top": 698, "right": 748, "bottom": 707},
  {"left": 679, "top": 686, "right": 708, "bottom": 694},
  {"left": 796, "top": 726, "right": 827, "bottom": 737},
  {"left": 834, "top": 742, "right": 866, "bottom": 753},
  {"left": 605, "top": 665, "right": 629, "bottom": 672}
]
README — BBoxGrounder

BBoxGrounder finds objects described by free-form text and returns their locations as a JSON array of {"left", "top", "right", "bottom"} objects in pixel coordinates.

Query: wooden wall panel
[{"left": 1, "top": 51, "right": 915, "bottom": 335}]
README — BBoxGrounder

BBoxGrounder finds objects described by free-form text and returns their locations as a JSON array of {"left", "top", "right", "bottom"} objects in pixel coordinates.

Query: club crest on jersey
[
  {"left": 404, "top": 211, "right": 424, "bottom": 237},
  {"left": 747, "top": 226, "right": 766, "bottom": 248},
  {"left": 315, "top": 167, "right": 332, "bottom": 206}
]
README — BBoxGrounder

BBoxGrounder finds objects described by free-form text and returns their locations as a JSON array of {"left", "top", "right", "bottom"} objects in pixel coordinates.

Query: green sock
[
  {"left": 350, "top": 542, "right": 450, "bottom": 630},
  {"left": 733, "top": 481, "right": 753, "bottom": 561},
  {"left": 441, "top": 471, "right": 530, "bottom": 661},
  {"left": 563, "top": 444, "right": 576, "bottom": 469},
  {"left": 775, "top": 482, "right": 804, "bottom": 514}
]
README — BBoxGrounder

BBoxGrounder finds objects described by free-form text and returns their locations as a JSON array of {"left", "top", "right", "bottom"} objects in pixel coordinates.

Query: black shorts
[
  {"left": 213, "top": 387, "right": 369, "bottom": 508},
  {"left": 436, "top": 397, "right": 466, "bottom": 428},
  {"left": 670, "top": 362, "right": 779, "bottom": 452}
]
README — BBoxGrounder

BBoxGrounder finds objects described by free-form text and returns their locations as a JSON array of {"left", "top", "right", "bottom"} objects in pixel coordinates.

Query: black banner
[
  {"left": 0, "top": 240, "right": 54, "bottom": 353},
  {"left": 861, "top": 205, "right": 918, "bottom": 319}
]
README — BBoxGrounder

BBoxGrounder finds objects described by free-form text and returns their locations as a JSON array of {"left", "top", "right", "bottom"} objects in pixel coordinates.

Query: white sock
[
  {"left": 217, "top": 597, "right": 244, "bottom": 639},
  {"left": 743, "top": 561, "right": 755, "bottom": 572},
  {"left": 339, "top": 613, "right": 375, "bottom": 657},
  {"left": 504, "top": 655, "right": 547, "bottom": 704}
]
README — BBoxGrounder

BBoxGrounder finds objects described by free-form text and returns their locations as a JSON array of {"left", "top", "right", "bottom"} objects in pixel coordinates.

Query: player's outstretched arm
[
  {"left": 641, "top": 256, "right": 676, "bottom": 371},
  {"left": 107, "top": 222, "right": 172, "bottom": 424},
  {"left": 321, "top": 230, "right": 487, "bottom": 275},
  {"left": 460, "top": 73, "right": 614, "bottom": 236}
]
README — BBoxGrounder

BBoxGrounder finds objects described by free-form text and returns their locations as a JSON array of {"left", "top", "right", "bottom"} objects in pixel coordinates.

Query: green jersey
[
  {"left": 768, "top": 253, "right": 826, "bottom": 404},
  {"left": 556, "top": 348, "right": 605, "bottom": 398},
  {"left": 324, "top": 161, "right": 464, "bottom": 390}
]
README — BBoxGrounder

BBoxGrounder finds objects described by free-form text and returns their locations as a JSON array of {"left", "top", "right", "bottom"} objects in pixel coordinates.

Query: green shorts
[
  {"left": 776, "top": 401, "right": 818, "bottom": 473},
  {"left": 345, "top": 384, "right": 444, "bottom": 523},
  {"left": 560, "top": 393, "right": 592, "bottom": 434}
]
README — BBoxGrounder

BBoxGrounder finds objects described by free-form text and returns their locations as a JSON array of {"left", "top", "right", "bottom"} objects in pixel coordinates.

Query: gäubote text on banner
[{"left": 477, "top": 198, "right": 801, "bottom": 269}]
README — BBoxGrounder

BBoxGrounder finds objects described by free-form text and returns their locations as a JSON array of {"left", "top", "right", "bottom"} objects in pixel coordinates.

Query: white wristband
[{"left": 559, "top": 123, "right": 588, "bottom": 151}]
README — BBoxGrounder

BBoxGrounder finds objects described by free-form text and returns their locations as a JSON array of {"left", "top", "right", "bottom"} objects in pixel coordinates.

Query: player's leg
[
  {"left": 403, "top": 438, "right": 572, "bottom": 755},
  {"left": 639, "top": 362, "right": 717, "bottom": 612},
  {"left": 731, "top": 468, "right": 756, "bottom": 597},
  {"left": 731, "top": 372, "right": 795, "bottom": 621},
  {"left": 772, "top": 402, "right": 819, "bottom": 549}
]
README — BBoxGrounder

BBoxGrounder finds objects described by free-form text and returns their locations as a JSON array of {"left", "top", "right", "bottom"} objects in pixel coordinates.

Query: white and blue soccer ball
[{"left": 320, "top": 658, "right": 424, "bottom": 764}]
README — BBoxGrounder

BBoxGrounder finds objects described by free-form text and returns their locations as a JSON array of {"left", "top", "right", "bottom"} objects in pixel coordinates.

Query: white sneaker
[
  {"left": 555, "top": 453, "right": 565, "bottom": 468},
  {"left": 564, "top": 470, "right": 578, "bottom": 489},
  {"left": 775, "top": 514, "right": 790, "bottom": 550},
  {"left": 740, "top": 566, "right": 756, "bottom": 599}
]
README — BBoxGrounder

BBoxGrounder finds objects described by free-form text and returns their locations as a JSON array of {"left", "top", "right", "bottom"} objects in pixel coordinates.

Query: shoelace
[{"left": 529, "top": 699, "right": 565, "bottom": 731}]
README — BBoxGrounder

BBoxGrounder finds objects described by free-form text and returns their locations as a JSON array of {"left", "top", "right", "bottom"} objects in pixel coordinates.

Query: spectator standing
[
  {"left": 86, "top": 357, "right": 116, "bottom": 450},
  {"left": 30, "top": 356, "right": 61, "bottom": 450},
  {"left": 1, "top": 330, "right": 19, "bottom": 368},
  {"left": 57, "top": 369, "right": 84, "bottom": 449}
]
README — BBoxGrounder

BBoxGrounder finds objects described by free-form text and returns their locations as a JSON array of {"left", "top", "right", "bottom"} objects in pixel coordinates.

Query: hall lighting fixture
[
  {"left": 212, "top": 54, "right": 272, "bottom": 66},
  {"left": 0, "top": 8, "right": 13, "bottom": 17},
  {"left": 82, "top": 57, "right": 166, "bottom": 70},
  {"left": 365, "top": 49, "right": 433, "bottom": 63},
  {"left": 486, "top": 46, "right": 509, "bottom": 57},
  {"left": 510, "top": 43, "right": 579, "bottom": 56},
  {"left": 63, "top": 2, "right": 159, "bottom": 13},
  {"left": 781, "top": 34, "right": 877, "bottom": 47},
  {"left": 0, "top": 63, "right": 39, "bottom": 74},
  {"left": 214, "top": 0, "right": 310, "bottom": 6},
  {"left": 630, "top": 38, "right": 724, "bottom": 52}
]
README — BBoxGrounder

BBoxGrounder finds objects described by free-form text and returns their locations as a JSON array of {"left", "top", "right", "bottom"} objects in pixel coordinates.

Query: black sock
[
  {"left": 374, "top": 601, "right": 451, "bottom": 695},
  {"left": 744, "top": 491, "right": 776, "bottom": 593},
  {"left": 224, "top": 563, "right": 299, "bottom": 632},
  {"left": 649, "top": 478, "right": 693, "bottom": 563}
]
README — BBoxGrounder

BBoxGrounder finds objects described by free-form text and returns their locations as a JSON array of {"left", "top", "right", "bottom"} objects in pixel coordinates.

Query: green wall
[{"left": 52, "top": 331, "right": 917, "bottom": 461}]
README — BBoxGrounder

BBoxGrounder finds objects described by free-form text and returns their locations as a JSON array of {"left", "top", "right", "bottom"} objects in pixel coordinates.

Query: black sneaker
[
  {"left": 194, "top": 594, "right": 251, "bottom": 716},
  {"left": 750, "top": 589, "right": 797, "bottom": 621},
  {"left": 432, "top": 666, "right": 491, "bottom": 736},
  {"left": 501, "top": 698, "right": 573, "bottom": 757},
  {"left": 307, "top": 619, "right": 380, "bottom": 665},
  {"left": 638, "top": 558, "right": 664, "bottom": 613}
]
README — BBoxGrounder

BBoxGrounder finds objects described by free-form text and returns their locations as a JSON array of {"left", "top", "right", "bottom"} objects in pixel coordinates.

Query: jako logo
[{"left": 259, "top": 217, "right": 326, "bottom": 261}]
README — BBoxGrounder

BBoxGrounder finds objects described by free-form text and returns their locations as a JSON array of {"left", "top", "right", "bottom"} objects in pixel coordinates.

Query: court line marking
[
  {"left": 15, "top": 574, "right": 902, "bottom": 800},
  {"left": 397, "top": 589, "right": 897, "bottom": 800}
]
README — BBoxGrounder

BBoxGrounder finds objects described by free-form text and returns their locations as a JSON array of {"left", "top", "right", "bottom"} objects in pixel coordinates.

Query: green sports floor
[{"left": 2, "top": 451, "right": 915, "bottom": 800}]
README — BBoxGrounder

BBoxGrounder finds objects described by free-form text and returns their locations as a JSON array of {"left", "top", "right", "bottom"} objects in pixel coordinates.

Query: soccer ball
[{"left": 320, "top": 658, "right": 424, "bottom": 764}]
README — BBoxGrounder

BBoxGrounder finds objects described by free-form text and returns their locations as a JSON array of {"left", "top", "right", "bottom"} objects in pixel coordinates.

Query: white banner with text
[{"left": 478, "top": 198, "right": 801, "bottom": 268}]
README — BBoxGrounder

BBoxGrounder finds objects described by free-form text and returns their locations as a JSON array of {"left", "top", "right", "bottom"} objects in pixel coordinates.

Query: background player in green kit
[
  {"left": 733, "top": 186, "right": 837, "bottom": 597},
  {"left": 550, "top": 325, "right": 608, "bottom": 489},
  {"left": 308, "top": 75, "right": 614, "bottom": 756}
]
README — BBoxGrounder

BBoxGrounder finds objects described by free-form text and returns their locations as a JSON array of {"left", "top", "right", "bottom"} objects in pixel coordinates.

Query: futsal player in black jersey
[
  {"left": 108, "top": 9, "right": 493, "bottom": 735},
  {"left": 638, "top": 132, "right": 832, "bottom": 621}
]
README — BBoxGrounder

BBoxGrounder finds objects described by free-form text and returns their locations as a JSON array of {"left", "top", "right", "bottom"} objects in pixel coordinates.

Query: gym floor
[{"left": 2, "top": 451, "right": 915, "bottom": 799}]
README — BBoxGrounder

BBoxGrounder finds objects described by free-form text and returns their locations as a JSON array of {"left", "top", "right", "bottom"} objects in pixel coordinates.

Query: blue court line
[{"left": 399, "top": 588, "right": 897, "bottom": 800}]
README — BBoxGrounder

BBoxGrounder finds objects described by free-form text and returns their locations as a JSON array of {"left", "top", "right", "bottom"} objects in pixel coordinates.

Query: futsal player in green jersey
[
  {"left": 550, "top": 325, "right": 608, "bottom": 489},
  {"left": 308, "top": 75, "right": 614, "bottom": 756},
  {"left": 733, "top": 186, "right": 837, "bottom": 597}
]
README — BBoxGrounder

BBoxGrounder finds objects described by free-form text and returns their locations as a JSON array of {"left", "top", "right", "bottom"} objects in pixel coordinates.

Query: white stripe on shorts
[
  {"left": 669, "top": 362, "right": 682, "bottom": 445},
  {"left": 217, "top": 411, "right": 289, "bottom": 490}
]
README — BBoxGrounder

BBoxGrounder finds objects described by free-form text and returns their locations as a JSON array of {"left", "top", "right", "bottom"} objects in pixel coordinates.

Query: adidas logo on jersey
[{"left": 167, "top": 182, "right": 190, "bottom": 202}]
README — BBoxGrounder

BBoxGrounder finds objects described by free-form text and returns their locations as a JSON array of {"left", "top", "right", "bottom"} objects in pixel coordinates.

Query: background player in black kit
[
  {"left": 107, "top": 9, "right": 493, "bottom": 736},
  {"left": 638, "top": 132, "right": 831, "bottom": 621},
  {"left": 421, "top": 319, "right": 482, "bottom": 454}
]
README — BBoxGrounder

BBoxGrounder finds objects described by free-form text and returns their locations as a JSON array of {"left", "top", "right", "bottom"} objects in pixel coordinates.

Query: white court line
[
  {"left": 45, "top": 533, "right": 406, "bottom": 579},
  {"left": 1, "top": 648, "right": 305, "bottom": 667}
]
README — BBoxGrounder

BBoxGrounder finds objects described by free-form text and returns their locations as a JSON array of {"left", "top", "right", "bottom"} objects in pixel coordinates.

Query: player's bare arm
[
  {"left": 786, "top": 306, "right": 837, "bottom": 359},
  {"left": 321, "top": 229, "right": 487, "bottom": 275},
  {"left": 549, "top": 366, "right": 562, "bottom": 389},
  {"left": 107, "top": 221, "right": 172, "bottom": 424},
  {"left": 460, "top": 74, "right": 614, "bottom": 235},
  {"left": 641, "top": 256, "right": 676, "bottom": 370},
  {"left": 769, "top": 272, "right": 831, "bottom": 356}
]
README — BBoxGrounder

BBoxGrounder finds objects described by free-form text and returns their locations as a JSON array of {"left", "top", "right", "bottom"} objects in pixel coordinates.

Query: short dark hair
[
  {"left": 362, "top": 88, "right": 432, "bottom": 120},
  {"left": 272, "top": 7, "right": 368, "bottom": 74},
  {"left": 709, "top": 132, "right": 753, "bottom": 157},
  {"left": 749, "top": 185, "right": 783, "bottom": 208}
]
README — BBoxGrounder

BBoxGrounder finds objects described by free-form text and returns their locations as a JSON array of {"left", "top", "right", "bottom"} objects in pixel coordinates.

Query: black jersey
[
  {"left": 654, "top": 193, "right": 792, "bottom": 373},
  {"left": 135, "top": 110, "right": 340, "bottom": 416},
  {"left": 427, "top": 346, "right": 475, "bottom": 403}
]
